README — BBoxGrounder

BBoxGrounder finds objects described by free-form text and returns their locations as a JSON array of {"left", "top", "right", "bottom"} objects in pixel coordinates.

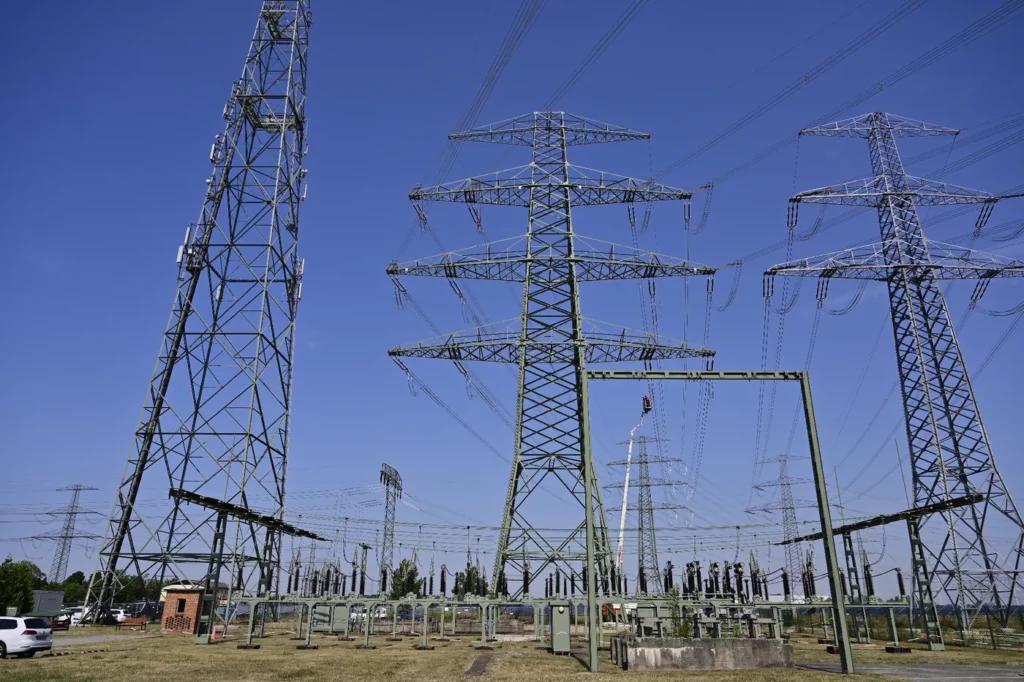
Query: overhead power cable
[
  {"left": 657, "top": 0, "right": 928, "bottom": 178},
  {"left": 708, "top": 0, "right": 1024, "bottom": 186}
]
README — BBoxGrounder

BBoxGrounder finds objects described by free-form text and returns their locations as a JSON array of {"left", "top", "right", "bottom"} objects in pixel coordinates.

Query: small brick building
[{"left": 161, "top": 586, "right": 203, "bottom": 633}]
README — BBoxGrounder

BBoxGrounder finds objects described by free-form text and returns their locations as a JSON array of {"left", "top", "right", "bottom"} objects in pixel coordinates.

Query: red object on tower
[{"left": 642, "top": 395, "right": 652, "bottom": 414}]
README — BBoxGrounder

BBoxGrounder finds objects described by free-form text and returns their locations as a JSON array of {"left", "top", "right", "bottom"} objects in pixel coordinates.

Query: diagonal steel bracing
[
  {"left": 86, "top": 0, "right": 310, "bottom": 612},
  {"left": 766, "top": 112, "right": 1024, "bottom": 627}
]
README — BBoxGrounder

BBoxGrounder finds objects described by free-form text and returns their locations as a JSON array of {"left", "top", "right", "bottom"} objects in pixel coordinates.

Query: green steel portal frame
[{"left": 586, "top": 370, "right": 854, "bottom": 674}]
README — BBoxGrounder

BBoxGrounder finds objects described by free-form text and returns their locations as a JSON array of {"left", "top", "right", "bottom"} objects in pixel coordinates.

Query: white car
[
  {"left": 109, "top": 609, "right": 128, "bottom": 623},
  {"left": 0, "top": 616, "right": 53, "bottom": 658},
  {"left": 55, "top": 607, "right": 83, "bottom": 627}
]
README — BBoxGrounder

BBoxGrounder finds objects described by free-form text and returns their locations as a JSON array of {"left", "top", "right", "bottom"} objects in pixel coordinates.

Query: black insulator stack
[
  {"left": 864, "top": 564, "right": 875, "bottom": 597},
  {"left": 571, "top": 573, "right": 576, "bottom": 596},
  {"left": 840, "top": 571, "right": 848, "bottom": 597},
  {"left": 782, "top": 569, "right": 791, "bottom": 600},
  {"left": 440, "top": 569, "right": 447, "bottom": 596},
  {"left": 555, "top": 571, "right": 561, "bottom": 595},
  {"left": 351, "top": 563, "right": 357, "bottom": 593},
  {"left": 896, "top": 568, "right": 906, "bottom": 598},
  {"left": 523, "top": 566, "right": 530, "bottom": 597}
]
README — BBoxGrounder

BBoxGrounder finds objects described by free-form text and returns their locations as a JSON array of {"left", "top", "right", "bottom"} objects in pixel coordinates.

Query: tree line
[{"left": 0, "top": 557, "right": 162, "bottom": 614}]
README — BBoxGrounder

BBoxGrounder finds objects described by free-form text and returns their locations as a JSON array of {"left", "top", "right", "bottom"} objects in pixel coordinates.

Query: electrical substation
[{"left": 9, "top": 0, "right": 1023, "bottom": 679}]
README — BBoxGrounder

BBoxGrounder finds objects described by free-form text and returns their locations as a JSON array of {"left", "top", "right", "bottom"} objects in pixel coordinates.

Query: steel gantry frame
[
  {"left": 587, "top": 369, "right": 854, "bottom": 674},
  {"left": 765, "top": 113, "right": 1024, "bottom": 627},
  {"left": 86, "top": 0, "right": 311, "bottom": 612},
  {"left": 389, "top": 112, "right": 715, "bottom": 672}
]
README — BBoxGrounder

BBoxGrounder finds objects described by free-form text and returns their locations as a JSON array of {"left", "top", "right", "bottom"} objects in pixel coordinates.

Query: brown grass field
[{"left": 0, "top": 626, "right": 1020, "bottom": 681}]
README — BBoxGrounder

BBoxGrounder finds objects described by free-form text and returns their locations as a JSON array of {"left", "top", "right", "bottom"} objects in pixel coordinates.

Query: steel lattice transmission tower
[
  {"left": 86, "top": 0, "right": 311, "bottom": 611},
  {"left": 747, "top": 455, "right": 815, "bottom": 594},
  {"left": 32, "top": 486, "right": 100, "bottom": 584},
  {"left": 388, "top": 112, "right": 715, "bottom": 603},
  {"left": 606, "top": 437, "right": 686, "bottom": 596},
  {"left": 379, "top": 463, "right": 403, "bottom": 593},
  {"left": 766, "top": 112, "right": 1024, "bottom": 625}
]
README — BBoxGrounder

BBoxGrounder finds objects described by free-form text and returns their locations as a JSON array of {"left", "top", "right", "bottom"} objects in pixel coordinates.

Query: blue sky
[{"left": 1, "top": 0, "right": 1022, "bottom": 597}]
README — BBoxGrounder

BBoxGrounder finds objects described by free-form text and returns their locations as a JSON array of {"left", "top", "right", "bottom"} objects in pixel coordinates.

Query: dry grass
[
  {"left": 0, "top": 626, "right": 1017, "bottom": 681},
  {"left": 787, "top": 631, "right": 1024, "bottom": 665}
]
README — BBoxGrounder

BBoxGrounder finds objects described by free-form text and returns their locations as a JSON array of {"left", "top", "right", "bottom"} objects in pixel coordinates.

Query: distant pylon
[
  {"left": 607, "top": 436, "right": 686, "bottom": 596},
  {"left": 379, "top": 463, "right": 403, "bottom": 592},
  {"left": 766, "top": 112, "right": 1024, "bottom": 626},
  {"left": 747, "top": 456, "right": 815, "bottom": 594},
  {"left": 32, "top": 485, "right": 100, "bottom": 584}
]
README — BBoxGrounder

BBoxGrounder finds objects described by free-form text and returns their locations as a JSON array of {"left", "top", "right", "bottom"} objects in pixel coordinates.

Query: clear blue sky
[{"left": 1, "top": 0, "right": 1022, "bottom": 597}]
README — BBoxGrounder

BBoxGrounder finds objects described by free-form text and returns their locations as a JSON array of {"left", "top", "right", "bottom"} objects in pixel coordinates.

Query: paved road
[
  {"left": 800, "top": 663, "right": 1024, "bottom": 680},
  {"left": 52, "top": 634, "right": 153, "bottom": 648}
]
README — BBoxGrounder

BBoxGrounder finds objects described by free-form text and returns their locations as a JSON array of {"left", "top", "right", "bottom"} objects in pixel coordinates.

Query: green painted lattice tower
[
  {"left": 388, "top": 112, "right": 714, "bottom": 600},
  {"left": 766, "top": 112, "right": 1024, "bottom": 626}
]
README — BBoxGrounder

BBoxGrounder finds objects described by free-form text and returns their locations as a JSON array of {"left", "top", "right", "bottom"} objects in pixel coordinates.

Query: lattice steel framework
[
  {"left": 606, "top": 438, "right": 686, "bottom": 596},
  {"left": 379, "top": 463, "right": 403, "bottom": 592},
  {"left": 32, "top": 485, "right": 100, "bottom": 584},
  {"left": 388, "top": 112, "right": 714, "bottom": 601},
  {"left": 747, "top": 455, "right": 815, "bottom": 594},
  {"left": 86, "top": 0, "right": 310, "bottom": 610},
  {"left": 766, "top": 112, "right": 1024, "bottom": 626}
]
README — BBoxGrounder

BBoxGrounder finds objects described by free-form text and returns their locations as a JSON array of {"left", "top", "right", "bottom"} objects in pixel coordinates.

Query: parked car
[
  {"left": 55, "top": 607, "right": 83, "bottom": 627},
  {"left": 0, "top": 617, "right": 53, "bottom": 658},
  {"left": 109, "top": 609, "right": 128, "bottom": 623}
]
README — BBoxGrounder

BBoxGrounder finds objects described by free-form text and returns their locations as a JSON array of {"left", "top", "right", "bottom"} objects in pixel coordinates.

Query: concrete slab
[
  {"left": 52, "top": 634, "right": 155, "bottom": 648},
  {"left": 800, "top": 662, "right": 1024, "bottom": 680}
]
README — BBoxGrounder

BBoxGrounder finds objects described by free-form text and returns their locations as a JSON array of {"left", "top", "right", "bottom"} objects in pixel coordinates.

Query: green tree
[
  {"left": 60, "top": 572, "right": 88, "bottom": 605},
  {"left": 389, "top": 559, "right": 420, "bottom": 599},
  {"left": 0, "top": 557, "right": 36, "bottom": 614}
]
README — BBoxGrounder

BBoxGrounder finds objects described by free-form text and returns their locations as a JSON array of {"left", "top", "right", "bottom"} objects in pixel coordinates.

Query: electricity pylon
[
  {"left": 86, "top": 0, "right": 310, "bottom": 612},
  {"left": 388, "top": 113, "right": 715, "bottom": 609},
  {"left": 31, "top": 485, "right": 100, "bottom": 584},
  {"left": 746, "top": 455, "right": 815, "bottom": 594},
  {"left": 606, "top": 437, "right": 686, "bottom": 596},
  {"left": 379, "top": 463, "right": 403, "bottom": 593},
  {"left": 765, "top": 112, "right": 1024, "bottom": 626}
]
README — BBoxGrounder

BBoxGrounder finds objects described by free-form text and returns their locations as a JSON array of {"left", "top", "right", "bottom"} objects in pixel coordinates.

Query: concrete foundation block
[{"left": 622, "top": 637, "right": 794, "bottom": 671}]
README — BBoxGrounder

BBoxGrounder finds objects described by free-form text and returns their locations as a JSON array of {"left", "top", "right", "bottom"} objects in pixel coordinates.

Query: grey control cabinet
[{"left": 551, "top": 602, "right": 571, "bottom": 654}]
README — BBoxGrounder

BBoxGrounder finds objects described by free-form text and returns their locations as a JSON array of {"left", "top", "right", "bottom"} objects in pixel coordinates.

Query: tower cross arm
[
  {"left": 791, "top": 176, "right": 998, "bottom": 207},
  {"left": 409, "top": 165, "right": 693, "bottom": 206},
  {"left": 448, "top": 112, "right": 651, "bottom": 146},
  {"left": 800, "top": 113, "right": 959, "bottom": 138},
  {"left": 388, "top": 327, "right": 714, "bottom": 364},
  {"left": 386, "top": 235, "right": 716, "bottom": 282},
  {"left": 765, "top": 241, "right": 1024, "bottom": 281}
]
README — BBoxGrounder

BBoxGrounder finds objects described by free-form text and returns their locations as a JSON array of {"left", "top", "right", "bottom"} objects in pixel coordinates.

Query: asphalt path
[{"left": 800, "top": 662, "right": 1024, "bottom": 680}]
